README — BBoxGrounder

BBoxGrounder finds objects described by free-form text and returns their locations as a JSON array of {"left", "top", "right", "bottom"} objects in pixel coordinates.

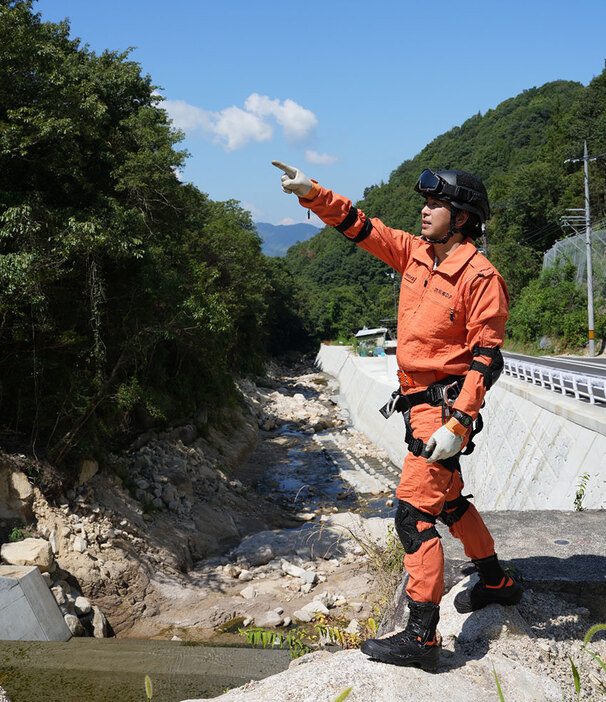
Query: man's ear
[{"left": 455, "top": 210, "right": 469, "bottom": 228}]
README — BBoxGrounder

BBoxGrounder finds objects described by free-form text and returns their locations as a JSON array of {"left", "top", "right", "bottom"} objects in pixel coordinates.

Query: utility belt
[{"left": 379, "top": 374, "right": 483, "bottom": 470}]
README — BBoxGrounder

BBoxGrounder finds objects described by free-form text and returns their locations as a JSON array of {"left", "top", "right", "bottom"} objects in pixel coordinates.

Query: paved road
[{"left": 503, "top": 350, "right": 606, "bottom": 378}]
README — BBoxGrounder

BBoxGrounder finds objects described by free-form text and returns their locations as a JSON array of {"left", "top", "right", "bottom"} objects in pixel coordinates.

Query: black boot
[
  {"left": 454, "top": 554, "right": 523, "bottom": 614},
  {"left": 361, "top": 598, "right": 440, "bottom": 671}
]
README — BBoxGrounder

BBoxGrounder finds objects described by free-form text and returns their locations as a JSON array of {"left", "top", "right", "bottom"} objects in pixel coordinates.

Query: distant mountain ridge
[{"left": 255, "top": 221, "right": 320, "bottom": 257}]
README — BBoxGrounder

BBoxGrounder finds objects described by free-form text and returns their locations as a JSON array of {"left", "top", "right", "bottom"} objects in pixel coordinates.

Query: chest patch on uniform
[
  {"left": 432, "top": 286, "right": 453, "bottom": 299},
  {"left": 404, "top": 272, "right": 416, "bottom": 283}
]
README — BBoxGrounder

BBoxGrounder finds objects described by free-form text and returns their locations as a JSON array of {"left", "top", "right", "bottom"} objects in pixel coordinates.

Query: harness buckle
[
  {"left": 379, "top": 390, "right": 402, "bottom": 419},
  {"left": 441, "top": 380, "right": 460, "bottom": 422},
  {"left": 443, "top": 381, "right": 460, "bottom": 408},
  {"left": 408, "top": 437, "right": 425, "bottom": 457}
]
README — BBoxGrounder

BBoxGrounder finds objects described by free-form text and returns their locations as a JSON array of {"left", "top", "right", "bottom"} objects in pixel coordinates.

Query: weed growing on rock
[
  {"left": 314, "top": 614, "right": 377, "bottom": 649},
  {"left": 574, "top": 473, "right": 590, "bottom": 511},
  {"left": 238, "top": 626, "right": 313, "bottom": 659},
  {"left": 8, "top": 527, "right": 32, "bottom": 542},
  {"left": 346, "top": 522, "right": 405, "bottom": 620}
]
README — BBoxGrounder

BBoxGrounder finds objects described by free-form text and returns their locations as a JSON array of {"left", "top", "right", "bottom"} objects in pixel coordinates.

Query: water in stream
[{"left": 0, "top": 639, "right": 291, "bottom": 702}]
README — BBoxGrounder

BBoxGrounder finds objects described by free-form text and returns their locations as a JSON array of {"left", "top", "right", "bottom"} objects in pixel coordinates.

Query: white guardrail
[{"left": 503, "top": 358, "right": 606, "bottom": 405}]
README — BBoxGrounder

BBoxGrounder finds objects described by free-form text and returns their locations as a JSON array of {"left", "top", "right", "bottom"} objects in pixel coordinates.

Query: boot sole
[
  {"left": 361, "top": 640, "right": 440, "bottom": 672},
  {"left": 454, "top": 585, "right": 523, "bottom": 614}
]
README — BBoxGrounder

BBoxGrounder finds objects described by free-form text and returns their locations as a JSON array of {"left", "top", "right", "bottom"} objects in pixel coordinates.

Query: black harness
[{"left": 380, "top": 374, "right": 484, "bottom": 471}]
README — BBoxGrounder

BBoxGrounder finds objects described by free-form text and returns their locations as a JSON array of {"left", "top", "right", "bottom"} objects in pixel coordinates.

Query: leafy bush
[{"left": 507, "top": 262, "right": 602, "bottom": 350}]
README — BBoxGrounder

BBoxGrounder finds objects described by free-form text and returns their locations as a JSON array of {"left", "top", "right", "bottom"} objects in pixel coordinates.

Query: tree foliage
[{"left": 0, "top": 1, "right": 303, "bottom": 463}]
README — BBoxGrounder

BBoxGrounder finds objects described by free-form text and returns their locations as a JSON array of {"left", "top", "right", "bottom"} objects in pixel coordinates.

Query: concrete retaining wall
[{"left": 316, "top": 345, "right": 606, "bottom": 511}]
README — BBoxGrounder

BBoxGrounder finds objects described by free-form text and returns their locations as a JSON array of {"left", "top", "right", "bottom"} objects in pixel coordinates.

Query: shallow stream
[{"left": 0, "top": 639, "right": 291, "bottom": 702}]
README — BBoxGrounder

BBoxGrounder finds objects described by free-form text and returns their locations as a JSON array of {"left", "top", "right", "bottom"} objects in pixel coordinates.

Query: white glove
[
  {"left": 272, "top": 160, "right": 313, "bottom": 197},
  {"left": 424, "top": 424, "right": 463, "bottom": 463}
]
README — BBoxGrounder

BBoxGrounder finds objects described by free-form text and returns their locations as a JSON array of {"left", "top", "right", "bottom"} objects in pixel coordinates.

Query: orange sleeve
[
  {"left": 299, "top": 185, "right": 413, "bottom": 273},
  {"left": 452, "top": 272, "right": 509, "bottom": 419}
]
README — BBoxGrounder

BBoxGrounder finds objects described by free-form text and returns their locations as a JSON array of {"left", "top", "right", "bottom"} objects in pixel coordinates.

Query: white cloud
[
  {"left": 163, "top": 99, "right": 213, "bottom": 132},
  {"left": 213, "top": 106, "right": 273, "bottom": 151},
  {"left": 245, "top": 94, "right": 317, "bottom": 142},
  {"left": 163, "top": 94, "right": 317, "bottom": 151},
  {"left": 305, "top": 149, "right": 338, "bottom": 165}
]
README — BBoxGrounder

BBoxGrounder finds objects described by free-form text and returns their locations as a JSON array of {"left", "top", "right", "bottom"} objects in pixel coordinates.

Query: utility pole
[{"left": 564, "top": 141, "right": 596, "bottom": 357}]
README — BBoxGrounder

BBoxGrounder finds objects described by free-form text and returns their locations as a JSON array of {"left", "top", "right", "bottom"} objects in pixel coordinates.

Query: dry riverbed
[{"left": 1, "top": 359, "right": 397, "bottom": 643}]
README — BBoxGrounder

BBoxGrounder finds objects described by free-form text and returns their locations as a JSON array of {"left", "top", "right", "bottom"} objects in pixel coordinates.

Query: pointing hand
[{"left": 272, "top": 160, "right": 313, "bottom": 197}]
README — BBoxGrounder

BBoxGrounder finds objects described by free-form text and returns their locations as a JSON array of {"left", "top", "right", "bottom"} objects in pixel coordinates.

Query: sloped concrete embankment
[{"left": 316, "top": 344, "right": 606, "bottom": 510}]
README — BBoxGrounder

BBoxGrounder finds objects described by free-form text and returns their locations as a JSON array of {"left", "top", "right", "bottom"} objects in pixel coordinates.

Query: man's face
[{"left": 421, "top": 197, "right": 452, "bottom": 240}]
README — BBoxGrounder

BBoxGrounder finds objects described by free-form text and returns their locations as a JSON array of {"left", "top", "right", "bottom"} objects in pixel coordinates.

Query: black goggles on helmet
[{"left": 414, "top": 168, "right": 482, "bottom": 206}]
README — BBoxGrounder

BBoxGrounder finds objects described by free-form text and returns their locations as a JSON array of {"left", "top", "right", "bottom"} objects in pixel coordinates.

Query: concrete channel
[{"left": 0, "top": 638, "right": 291, "bottom": 702}]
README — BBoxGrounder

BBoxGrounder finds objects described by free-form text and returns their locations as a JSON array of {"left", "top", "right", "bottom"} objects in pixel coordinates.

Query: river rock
[
  {"left": 240, "top": 585, "right": 257, "bottom": 600},
  {"left": 301, "top": 600, "right": 330, "bottom": 616},
  {"left": 1, "top": 538, "right": 53, "bottom": 572},
  {"left": 64, "top": 613, "right": 85, "bottom": 636},
  {"left": 51, "top": 584, "right": 66, "bottom": 606},
  {"left": 78, "top": 459, "right": 99, "bottom": 486},
  {"left": 281, "top": 560, "right": 316, "bottom": 585},
  {"left": 73, "top": 535, "right": 87, "bottom": 553},
  {"left": 75, "top": 596, "right": 92, "bottom": 615},
  {"left": 92, "top": 605, "right": 108, "bottom": 638},
  {"left": 0, "top": 467, "right": 35, "bottom": 522},
  {"left": 247, "top": 544, "right": 275, "bottom": 567},
  {"left": 254, "top": 610, "right": 283, "bottom": 628},
  {"left": 292, "top": 608, "right": 313, "bottom": 623}
]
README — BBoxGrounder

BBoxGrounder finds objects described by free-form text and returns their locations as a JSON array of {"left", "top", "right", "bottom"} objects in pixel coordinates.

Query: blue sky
[{"left": 36, "top": 0, "right": 606, "bottom": 228}]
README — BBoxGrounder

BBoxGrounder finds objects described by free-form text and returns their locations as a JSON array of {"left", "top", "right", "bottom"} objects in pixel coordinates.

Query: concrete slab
[
  {"left": 381, "top": 509, "right": 606, "bottom": 634},
  {"left": 0, "top": 565, "right": 71, "bottom": 641},
  {"left": 439, "top": 509, "right": 606, "bottom": 617},
  {"left": 317, "top": 345, "right": 606, "bottom": 509}
]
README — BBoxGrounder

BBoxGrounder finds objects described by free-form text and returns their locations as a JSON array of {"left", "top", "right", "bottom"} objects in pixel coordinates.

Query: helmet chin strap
[{"left": 421, "top": 208, "right": 459, "bottom": 245}]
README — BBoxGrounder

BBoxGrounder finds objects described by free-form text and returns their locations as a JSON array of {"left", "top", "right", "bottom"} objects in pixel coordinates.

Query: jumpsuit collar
[{"left": 413, "top": 238, "right": 478, "bottom": 277}]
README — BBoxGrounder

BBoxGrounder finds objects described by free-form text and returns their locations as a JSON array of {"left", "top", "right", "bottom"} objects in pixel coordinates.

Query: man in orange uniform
[{"left": 273, "top": 161, "right": 522, "bottom": 672}]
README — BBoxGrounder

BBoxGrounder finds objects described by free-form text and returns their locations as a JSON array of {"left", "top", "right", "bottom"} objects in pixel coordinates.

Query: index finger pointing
[{"left": 272, "top": 160, "right": 297, "bottom": 178}]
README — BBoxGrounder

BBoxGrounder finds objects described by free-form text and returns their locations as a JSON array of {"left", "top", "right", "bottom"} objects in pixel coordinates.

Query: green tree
[{"left": 0, "top": 1, "right": 306, "bottom": 465}]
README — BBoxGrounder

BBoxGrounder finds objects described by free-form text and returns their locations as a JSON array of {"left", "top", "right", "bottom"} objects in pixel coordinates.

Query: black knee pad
[
  {"left": 394, "top": 501, "right": 440, "bottom": 554},
  {"left": 437, "top": 494, "right": 472, "bottom": 527}
]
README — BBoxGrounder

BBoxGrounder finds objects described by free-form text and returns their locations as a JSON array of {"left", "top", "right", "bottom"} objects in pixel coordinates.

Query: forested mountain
[
  {"left": 255, "top": 221, "right": 320, "bottom": 257},
  {"left": 285, "top": 70, "right": 606, "bottom": 345},
  {"left": 0, "top": 1, "right": 307, "bottom": 464}
]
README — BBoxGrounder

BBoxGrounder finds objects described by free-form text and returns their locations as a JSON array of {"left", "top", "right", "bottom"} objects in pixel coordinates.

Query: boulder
[
  {"left": 1, "top": 538, "right": 54, "bottom": 573},
  {"left": 74, "top": 596, "right": 92, "bottom": 616},
  {"left": 180, "top": 648, "right": 561, "bottom": 701},
  {"left": 438, "top": 576, "right": 535, "bottom": 647},
  {"left": 92, "top": 606, "right": 108, "bottom": 638},
  {"left": 254, "top": 611, "right": 283, "bottom": 628},
  {"left": 64, "top": 613, "right": 85, "bottom": 636},
  {"left": 281, "top": 560, "right": 316, "bottom": 585},
  {"left": 78, "top": 459, "right": 99, "bottom": 486},
  {"left": 0, "top": 466, "right": 34, "bottom": 521}
]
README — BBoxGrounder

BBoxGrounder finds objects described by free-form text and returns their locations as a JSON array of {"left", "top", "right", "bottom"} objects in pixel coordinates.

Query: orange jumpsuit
[{"left": 299, "top": 183, "right": 509, "bottom": 604}]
